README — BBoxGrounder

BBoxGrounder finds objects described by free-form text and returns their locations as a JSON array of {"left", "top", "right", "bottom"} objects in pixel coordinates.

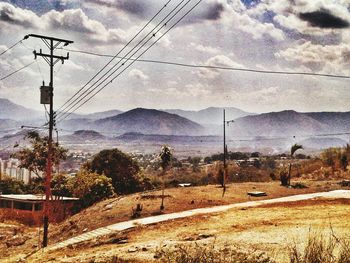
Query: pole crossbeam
[
  {"left": 25, "top": 33, "right": 73, "bottom": 248},
  {"left": 33, "top": 50, "right": 69, "bottom": 63}
]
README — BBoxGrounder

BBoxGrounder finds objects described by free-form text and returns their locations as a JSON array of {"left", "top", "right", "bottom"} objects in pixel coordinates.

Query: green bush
[
  {"left": 51, "top": 174, "right": 72, "bottom": 197},
  {"left": 85, "top": 148, "right": 142, "bottom": 194},
  {"left": 68, "top": 170, "right": 115, "bottom": 208},
  {"left": 0, "top": 176, "right": 26, "bottom": 194}
]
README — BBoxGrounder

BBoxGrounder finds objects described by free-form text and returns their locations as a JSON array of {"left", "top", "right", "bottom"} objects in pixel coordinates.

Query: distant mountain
[
  {"left": 59, "top": 118, "right": 94, "bottom": 131},
  {"left": 0, "top": 98, "right": 42, "bottom": 121},
  {"left": 67, "top": 109, "right": 123, "bottom": 120},
  {"left": 117, "top": 132, "right": 220, "bottom": 143},
  {"left": 229, "top": 110, "right": 350, "bottom": 137},
  {"left": 305, "top": 112, "right": 350, "bottom": 132},
  {"left": 61, "top": 130, "right": 105, "bottom": 142},
  {"left": 85, "top": 109, "right": 123, "bottom": 120},
  {"left": 94, "top": 108, "right": 205, "bottom": 136},
  {"left": 164, "top": 107, "right": 254, "bottom": 125},
  {"left": 300, "top": 137, "right": 347, "bottom": 149},
  {"left": 0, "top": 119, "right": 20, "bottom": 131}
]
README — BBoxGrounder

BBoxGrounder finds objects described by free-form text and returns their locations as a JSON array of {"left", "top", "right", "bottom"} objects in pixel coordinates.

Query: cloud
[
  {"left": 299, "top": 8, "right": 350, "bottom": 29},
  {"left": 275, "top": 41, "right": 350, "bottom": 74},
  {"left": 221, "top": 2, "right": 285, "bottom": 41},
  {"left": 255, "top": 0, "right": 350, "bottom": 34},
  {"left": 0, "top": 3, "right": 129, "bottom": 44},
  {"left": 189, "top": 43, "right": 220, "bottom": 54},
  {"left": 43, "top": 9, "right": 129, "bottom": 44},
  {"left": 0, "top": 2, "right": 42, "bottom": 29},
  {"left": 0, "top": 44, "right": 8, "bottom": 53},
  {"left": 197, "top": 55, "right": 245, "bottom": 79},
  {"left": 86, "top": 0, "right": 225, "bottom": 25},
  {"left": 129, "top": 68, "right": 149, "bottom": 80}
]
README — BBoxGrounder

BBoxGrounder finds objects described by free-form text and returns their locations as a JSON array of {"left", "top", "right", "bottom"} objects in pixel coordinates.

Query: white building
[{"left": 0, "top": 158, "right": 38, "bottom": 184}]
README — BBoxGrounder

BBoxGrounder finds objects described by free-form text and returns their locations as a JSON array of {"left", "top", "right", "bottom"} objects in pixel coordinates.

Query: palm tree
[
  {"left": 288, "top": 143, "right": 303, "bottom": 186},
  {"left": 159, "top": 145, "right": 172, "bottom": 210}
]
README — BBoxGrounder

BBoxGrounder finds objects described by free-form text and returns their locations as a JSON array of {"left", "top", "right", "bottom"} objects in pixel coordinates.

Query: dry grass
[
  {"left": 1, "top": 181, "right": 348, "bottom": 263},
  {"left": 155, "top": 243, "right": 275, "bottom": 263},
  {"left": 290, "top": 230, "right": 350, "bottom": 263},
  {"left": 15, "top": 197, "right": 350, "bottom": 263}
]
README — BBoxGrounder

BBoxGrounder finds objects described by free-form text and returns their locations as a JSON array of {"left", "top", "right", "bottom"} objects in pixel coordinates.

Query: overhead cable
[
  {"left": 56, "top": 0, "right": 189, "bottom": 119},
  {"left": 56, "top": 0, "right": 173, "bottom": 113},
  {"left": 0, "top": 38, "right": 25, "bottom": 57},
  {"left": 61, "top": 48, "right": 350, "bottom": 80},
  {"left": 56, "top": 0, "right": 202, "bottom": 123},
  {"left": 0, "top": 61, "right": 35, "bottom": 81}
]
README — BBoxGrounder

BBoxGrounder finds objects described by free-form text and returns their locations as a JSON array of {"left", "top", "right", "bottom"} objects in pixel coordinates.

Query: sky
[{"left": 0, "top": 0, "right": 350, "bottom": 114}]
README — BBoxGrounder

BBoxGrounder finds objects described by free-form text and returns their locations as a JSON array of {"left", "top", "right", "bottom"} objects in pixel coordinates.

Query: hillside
[
  {"left": 164, "top": 107, "right": 254, "bottom": 125},
  {"left": 61, "top": 130, "right": 106, "bottom": 141},
  {"left": 84, "top": 109, "right": 123, "bottom": 120},
  {"left": 94, "top": 108, "right": 205, "bottom": 136},
  {"left": 0, "top": 98, "right": 42, "bottom": 121},
  {"left": 229, "top": 110, "right": 345, "bottom": 137},
  {"left": 305, "top": 112, "right": 350, "bottom": 132}
]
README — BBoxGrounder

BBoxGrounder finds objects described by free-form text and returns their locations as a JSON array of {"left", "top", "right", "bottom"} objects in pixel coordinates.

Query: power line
[
  {"left": 0, "top": 39, "right": 24, "bottom": 57},
  {"left": 56, "top": 0, "right": 173, "bottom": 114},
  {"left": 56, "top": 0, "right": 189, "bottom": 120},
  {"left": 60, "top": 48, "right": 350, "bottom": 80},
  {"left": 56, "top": 0, "right": 201, "bottom": 123},
  {"left": 0, "top": 61, "right": 35, "bottom": 81}
]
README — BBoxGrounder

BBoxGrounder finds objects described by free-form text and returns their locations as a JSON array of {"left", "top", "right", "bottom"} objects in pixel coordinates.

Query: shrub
[
  {"left": 69, "top": 170, "right": 115, "bottom": 208},
  {"left": 290, "top": 231, "right": 350, "bottom": 263},
  {"left": 84, "top": 148, "right": 141, "bottom": 194},
  {"left": 155, "top": 243, "right": 275, "bottom": 263},
  {"left": 51, "top": 174, "right": 72, "bottom": 197},
  {"left": 0, "top": 176, "right": 26, "bottom": 194},
  {"left": 279, "top": 169, "right": 288, "bottom": 186}
]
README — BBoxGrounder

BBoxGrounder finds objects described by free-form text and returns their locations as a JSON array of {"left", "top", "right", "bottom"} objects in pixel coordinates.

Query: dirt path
[{"left": 48, "top": 189, "right": 350, "bottom": 252}]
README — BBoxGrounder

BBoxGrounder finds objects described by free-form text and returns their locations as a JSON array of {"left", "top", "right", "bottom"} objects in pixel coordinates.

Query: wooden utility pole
[
  {"left": 222, "top": 109, "right": 234, "bottom": 196},
  {"left": 25, "top": 34, "right": 73, "bottom": 247}
]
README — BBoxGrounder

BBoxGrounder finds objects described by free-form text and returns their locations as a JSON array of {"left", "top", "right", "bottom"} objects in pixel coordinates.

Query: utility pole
[
  {"left": 25, "top": 34, "right": 73, "bottom": 247},
  {"left": 222, "top": 109, "right": 234, "bottom": 196}
]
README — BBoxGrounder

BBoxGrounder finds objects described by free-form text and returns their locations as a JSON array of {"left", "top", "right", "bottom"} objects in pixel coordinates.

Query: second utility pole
[
  {"left": 223, "top": 109, "right": 234, "bottom": 197},
  {"left": 25, "top": 34, "right": 73, "bottom": 247}
]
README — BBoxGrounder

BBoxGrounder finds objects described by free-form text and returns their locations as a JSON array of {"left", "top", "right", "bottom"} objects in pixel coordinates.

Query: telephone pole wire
[{"left": 25, "top": 34, "right": 73, "bottom": 248}]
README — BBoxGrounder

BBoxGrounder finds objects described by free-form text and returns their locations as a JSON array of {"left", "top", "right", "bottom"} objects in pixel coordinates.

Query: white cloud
[
  {"left": 0, "top": 3, "right": 129, "bottom": 45},
  {"left": 129, "top": 68, "right": 149, "bottom": 80},
  {"left": 0, "top": 44, "right": 8, "bottom": 53},
  {"left": 0, "top": 2, "right": 42, "bottom": 30},
  {"left": 189, "top": 42, "right": 220, "bottom": 54},
  {"left": 276, "top": 41, "right": 350, "bottom": 74},
  {"left": 221, "top": 2, "right": 285, "bottom": 41}
]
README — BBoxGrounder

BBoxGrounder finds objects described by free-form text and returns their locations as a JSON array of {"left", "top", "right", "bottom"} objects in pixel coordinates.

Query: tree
[
  {"left": 51, "top": 174, "right": 72, "bottom": 197},
  {"left": 0, "top": 176, "right": 26, "bottom": 194},
  {"left": 13, "top": 131, "right": 67, "bottom": 178},
  {"left": 288, "top": 144, "right": 303, "bottom": 186},
  {"left": 68, "top": 170, "right": 114, "bottom": 208},
  {"left": 340, "top": 153, "right": 348, "bottom": 171},
  {"left": 159, "top": 145, "right": 172, "bottom": 210},
  {"left": 188, "top": 156, "right": 201, "bottom": 172},
  {"left": 84, "top": 148, "right": 141, "bottom": 194},
  {"left": 321, "top": 148, "right": 338, "bottom": 171}
]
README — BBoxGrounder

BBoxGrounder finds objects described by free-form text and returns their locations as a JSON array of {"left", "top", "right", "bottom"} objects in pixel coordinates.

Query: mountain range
[
  {"left": 1, "top": 98, "right": 350, "bottom": 150},
  {"left": 228, "top": 110, "right": 350, "bottom": 137},
  {"left": 93, "top": 108, "right": 205, "bottom": 136},
  {"left": 163, "top": 107, "right": 254, "bottom": 125},
  {"left": 0, "top": 98, "right": 42, "bottom": 121}
]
